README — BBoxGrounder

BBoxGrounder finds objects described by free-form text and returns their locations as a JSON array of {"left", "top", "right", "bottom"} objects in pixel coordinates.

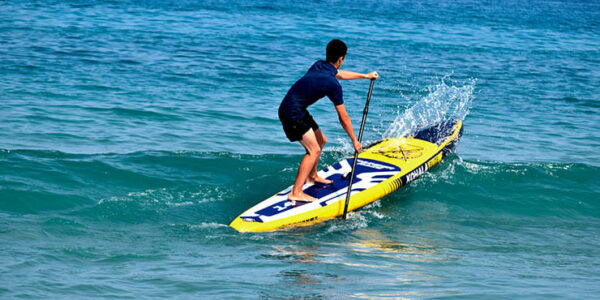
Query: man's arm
[
  {"left": 336, "top": 70, "right": 379, "bottom": 81},
  {"left": 335, "top": 104, "right": 362, "bottom": 153}
]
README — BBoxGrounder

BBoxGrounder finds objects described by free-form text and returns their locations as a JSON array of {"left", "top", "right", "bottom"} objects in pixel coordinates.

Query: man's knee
[
  {"left": 319, "top": 136, "right": 327, "bottom": 148},
  {"left": 307, "top": 144, "right": 322, "bottom": 156}
]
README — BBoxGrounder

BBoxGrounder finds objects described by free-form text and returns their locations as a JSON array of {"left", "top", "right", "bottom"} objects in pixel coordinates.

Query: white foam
[
  {"left": 165, "top": 201, "right": 194, "bottom": 207},
  {"left": 384, "top": 76, "right": 476, "bottom": 139},
  {"left": 188, "top": 222, "right": 229, "bottom": 229},
  {"left": 326, "top": 211, "right": 369, "bottom": 233},
  {"left": 97, "top": 185, "right": 228, "bottom": 205}
]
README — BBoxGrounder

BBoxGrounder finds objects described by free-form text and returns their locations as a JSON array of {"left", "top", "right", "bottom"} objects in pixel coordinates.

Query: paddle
[{"left": 342, "top": 78, "right": 375, "bottom": 220}]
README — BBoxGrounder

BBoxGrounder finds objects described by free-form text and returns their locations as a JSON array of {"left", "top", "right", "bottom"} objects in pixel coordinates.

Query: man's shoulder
[{"left": 306, "top": 60, "right": 337, "bottom": 74}]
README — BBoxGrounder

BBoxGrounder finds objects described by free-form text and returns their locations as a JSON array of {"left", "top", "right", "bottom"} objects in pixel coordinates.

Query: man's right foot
[
  {"left": 288, "top": 192, "right": 317, "bottom": 202},
  {"left": 307, "top": 175, "right": 333, "bottom": 185}
]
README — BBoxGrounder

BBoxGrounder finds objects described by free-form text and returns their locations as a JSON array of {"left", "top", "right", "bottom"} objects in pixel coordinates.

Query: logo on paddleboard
[
  {"left": 273, "top": 200, "right": 296, "bottom": 212},
  {"left": 356, "top": 159, "right": 396, "bottom": 170},
  {"left": 404, "top": 163, "right": 428, "bottom": 183}
]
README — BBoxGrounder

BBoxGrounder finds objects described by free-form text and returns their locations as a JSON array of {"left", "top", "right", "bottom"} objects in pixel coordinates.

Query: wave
[{"left": 1, "top": 149, "right": 598, "bottom": 225}]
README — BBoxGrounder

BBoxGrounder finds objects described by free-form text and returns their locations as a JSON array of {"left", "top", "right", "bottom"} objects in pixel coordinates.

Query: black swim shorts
[{"left": 279, "top": 111, "right": 319, "bottom": 142}]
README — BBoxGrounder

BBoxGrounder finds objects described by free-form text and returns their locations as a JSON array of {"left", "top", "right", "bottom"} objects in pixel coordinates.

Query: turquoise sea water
[{"left": 1, "top": 0, "right": 599, "bottom": 298}]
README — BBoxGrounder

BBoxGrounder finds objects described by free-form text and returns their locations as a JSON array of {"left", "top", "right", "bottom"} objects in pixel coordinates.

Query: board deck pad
[{"left": 251, "top": 158, "right": 401, "bottom": 219}]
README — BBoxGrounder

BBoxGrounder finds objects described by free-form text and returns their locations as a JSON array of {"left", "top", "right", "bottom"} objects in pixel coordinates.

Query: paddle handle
[{"left": 342, "top": 79, "right": 375, "bottom": 220}]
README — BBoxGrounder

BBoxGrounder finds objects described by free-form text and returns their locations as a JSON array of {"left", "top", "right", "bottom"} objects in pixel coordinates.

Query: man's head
[{"left": 326, "top": 39, "right": 347, "bottom": 69}]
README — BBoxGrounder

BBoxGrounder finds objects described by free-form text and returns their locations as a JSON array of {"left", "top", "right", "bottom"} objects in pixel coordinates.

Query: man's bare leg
[
  {"left": 307, "top": 128, "right": 333, "bottom": 185},
  {"left": 288, "top": 129, "right": 321, "bottom": 202}
]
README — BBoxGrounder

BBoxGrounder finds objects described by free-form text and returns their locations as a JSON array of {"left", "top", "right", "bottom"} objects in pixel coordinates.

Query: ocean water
[{"left": 1, "top": 0, "right": 599, "bottom": 298}]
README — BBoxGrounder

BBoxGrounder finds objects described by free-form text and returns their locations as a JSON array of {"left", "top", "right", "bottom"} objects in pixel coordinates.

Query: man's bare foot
[
  {"left": 307, "top": 175, "right": 333, "bottom": 185},
  {"left": 288, "top": 192, "right": 317, "bottom": 202}
]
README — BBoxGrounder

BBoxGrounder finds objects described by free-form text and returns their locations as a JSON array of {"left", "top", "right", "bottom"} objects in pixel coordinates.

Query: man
[{"left": 278, "top": 39, "right": 379, "bottom": 202}]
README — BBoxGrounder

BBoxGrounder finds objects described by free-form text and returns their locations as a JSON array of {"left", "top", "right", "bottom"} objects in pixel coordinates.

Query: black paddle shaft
[{"left": 342, "top": 79, "right": 375, "bottom": 220}]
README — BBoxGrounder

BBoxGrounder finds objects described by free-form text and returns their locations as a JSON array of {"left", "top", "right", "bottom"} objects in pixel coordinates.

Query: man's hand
[
  {"left": 366, "top": 71, "right": 379, "bottom": 80},
  {"left": 353, "top": 139, "right": 362, "bottom": 153}
]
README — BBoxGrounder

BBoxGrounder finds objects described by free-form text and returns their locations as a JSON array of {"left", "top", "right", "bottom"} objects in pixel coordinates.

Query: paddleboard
[{"left": 230, "top": 119, "right": 463, "bottom": 232}]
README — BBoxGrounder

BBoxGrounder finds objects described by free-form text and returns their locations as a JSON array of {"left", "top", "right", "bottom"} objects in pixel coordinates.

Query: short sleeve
[{"left": 327, "top": 81, "right": 344, "bottom": 106}]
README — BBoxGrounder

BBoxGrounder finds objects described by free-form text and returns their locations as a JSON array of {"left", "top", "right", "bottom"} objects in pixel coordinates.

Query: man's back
[{"left": 279, "top": 60, "right": 343, "bottom": 120}]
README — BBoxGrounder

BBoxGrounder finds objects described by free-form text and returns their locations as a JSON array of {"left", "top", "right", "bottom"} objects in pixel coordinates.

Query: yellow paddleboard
[{"left": 230, "top": 120, "right": 463, "bottom": 232}]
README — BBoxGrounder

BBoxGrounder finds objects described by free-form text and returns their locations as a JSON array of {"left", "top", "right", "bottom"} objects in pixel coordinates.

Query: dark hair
[{"left": 326, "top": 39, "right": 347, "bottom": 63}]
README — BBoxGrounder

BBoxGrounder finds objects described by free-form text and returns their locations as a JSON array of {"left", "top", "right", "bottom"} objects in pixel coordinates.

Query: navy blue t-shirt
[{"left": 279, "top": 60, "right": 343, "bottom": 120}]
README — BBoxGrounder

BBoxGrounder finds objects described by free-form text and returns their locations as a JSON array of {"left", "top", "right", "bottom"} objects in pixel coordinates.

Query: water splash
[{"left": 383, "top": 76, "right": 475, "bottom": 139}]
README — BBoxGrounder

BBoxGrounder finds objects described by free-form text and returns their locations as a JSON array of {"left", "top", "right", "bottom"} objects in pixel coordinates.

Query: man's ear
[{"left": 336, "top": 56, "right": 345, "bottom": 67}]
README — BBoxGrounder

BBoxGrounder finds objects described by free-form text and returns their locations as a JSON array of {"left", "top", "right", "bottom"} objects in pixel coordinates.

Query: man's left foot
[{"left": 307, "top": 175, "right": 333, "bottom": 185}]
